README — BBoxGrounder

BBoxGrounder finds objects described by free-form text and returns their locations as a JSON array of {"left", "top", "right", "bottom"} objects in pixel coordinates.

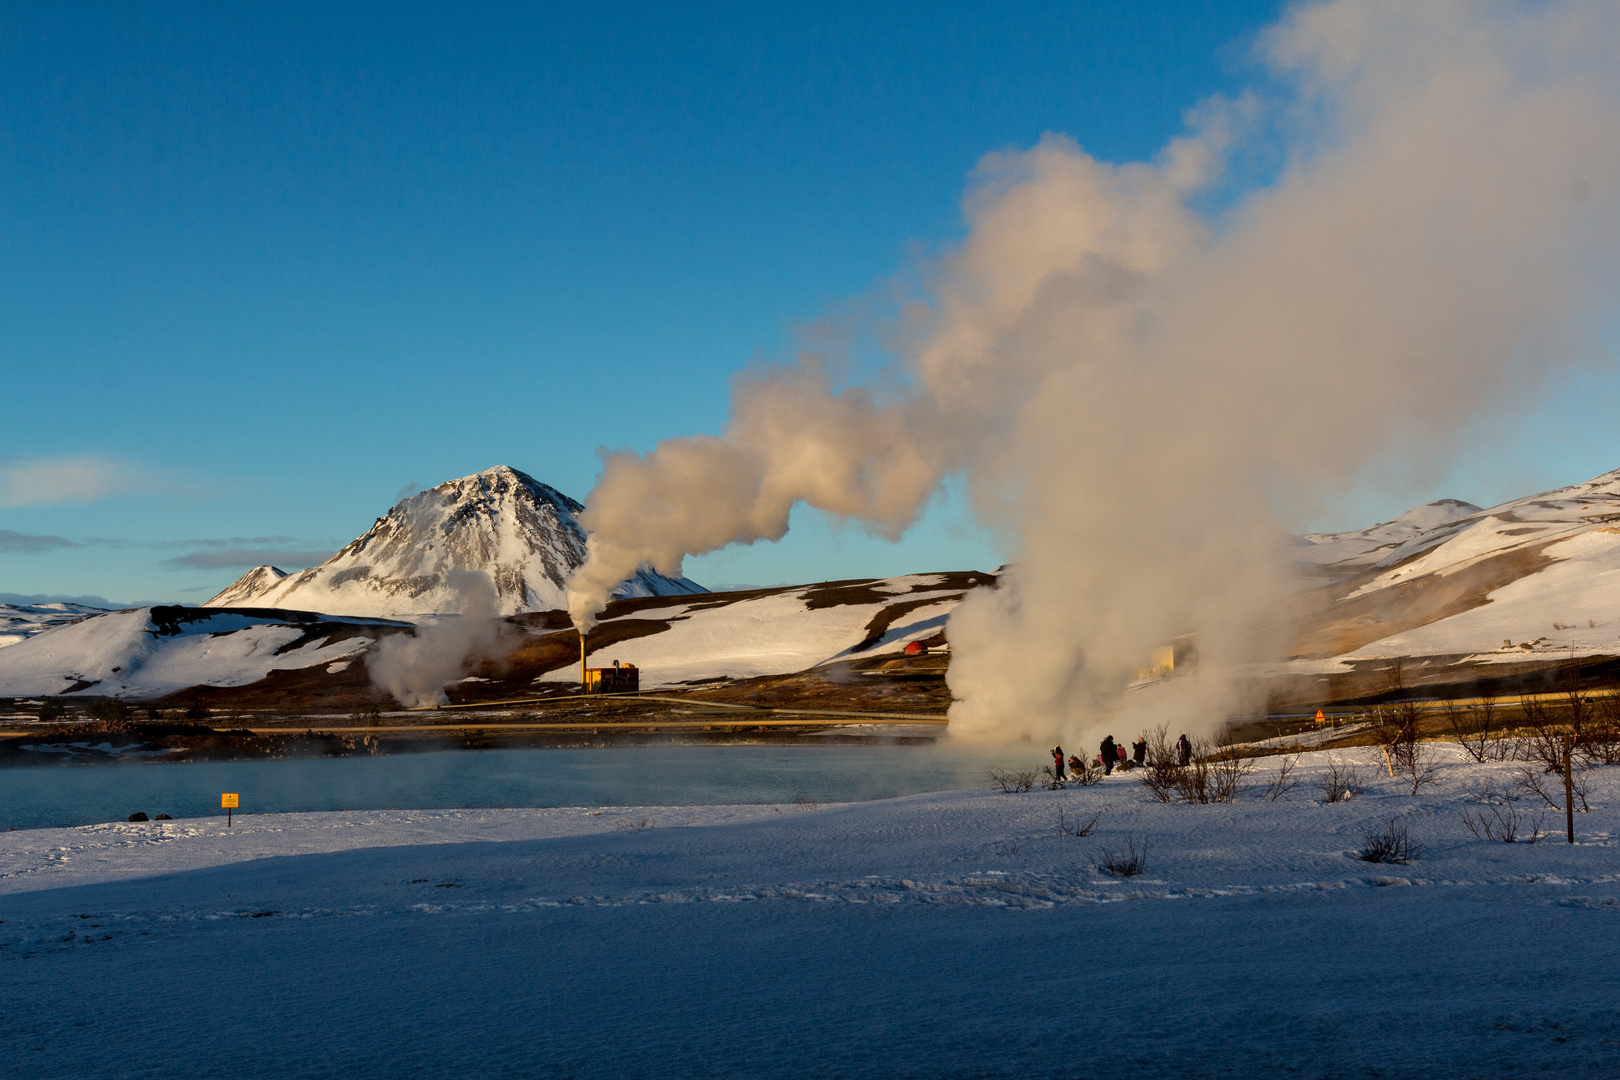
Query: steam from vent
[
  {"left": 567, "top": 0, "right": 1620, "bottom": 741},
  {"left": 367, "top": 570, "right": 516, "bottom": 708}
]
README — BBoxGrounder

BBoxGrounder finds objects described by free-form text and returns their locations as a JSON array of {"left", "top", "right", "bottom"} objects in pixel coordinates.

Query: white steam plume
[
  {"left": 567, "top": 0, "right": 1620, "bottom": 742},
  {"left": 367, "top": 570, "right": 516, "bottom": 708}
]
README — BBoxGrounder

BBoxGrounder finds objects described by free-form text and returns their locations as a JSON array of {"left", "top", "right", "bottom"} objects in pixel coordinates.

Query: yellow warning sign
[
  {"left": 1314, "top": 709, "right": 1327, "bottom": 724},
  {"left": 221, "top": 793, "right": 239, "bottom": 808}
]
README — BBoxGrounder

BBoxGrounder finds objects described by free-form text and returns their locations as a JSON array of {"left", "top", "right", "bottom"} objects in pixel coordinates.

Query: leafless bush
[
  {"left": 613, "top": 817, "right": 657, "bottom": 831},
  {"left": 997, "top": 838, "right": 1020, "bottom": 857},
  {"left": 1317, "top": 760, "right": 1365, "bottom": 804},
  {"left": 1519, "top": 695, "right": 1573, "bottom": 772},
  {"left": 1459, "top": 783, "right": 1545, "bottom": 843},
  {"left": 1396, "top": 739, "right": 1442, "bottom": 795},
  {"left": 1445, "top": 693, "right": 1511, "bottom": 762},
  {"left": 1056, "top": 807, "right": 1100, "bottom": 838},
  {"left": 1068, "top": 757, "right": 1105, "bottom": 786},
  {"left": 1136, "top": 758, "right": 1180, "bottom": 803},
  {"left": 1039, "top": 765, "right": 1066, "bottom": 790},
  {"left": 792, "top": 796, "right": 819, "bottom": 811},
  {"left": 1579, "top": 684, "right": 1620, "bottom": 766},
  {"left": 1144, "top": 724, "right": 1175, "bottom": 765},
  {"left": 1513, "top": 761, "right": 1591, "bottom": 814},
  {"left": 989, "top": 769, "right": 1036, "bottom": 794},
  {"left": 1258, "top": 756, "right": 1301, "bottom": 802},
  {"left": 1092, "top": 837, "right": 1148, "bottom": 878},
  {"left": 1357, "top": 816, "right": 1423, "bottom": 863},
  {"left": 1137, "top": 739, "right": 1254, "bottom": 804}
]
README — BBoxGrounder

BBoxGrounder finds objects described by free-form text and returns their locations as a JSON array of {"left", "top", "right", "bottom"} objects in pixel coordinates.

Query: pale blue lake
[{"left": 0, "top": 744, "right": 1037, "bottom": 830}]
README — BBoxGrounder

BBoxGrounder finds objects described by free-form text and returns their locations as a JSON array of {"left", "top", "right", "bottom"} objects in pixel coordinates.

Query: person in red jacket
[{"left": 1051, "top": 745, "right": 1066, "bottom": 781}]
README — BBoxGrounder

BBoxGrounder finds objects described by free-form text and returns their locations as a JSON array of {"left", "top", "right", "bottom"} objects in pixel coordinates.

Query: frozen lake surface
[{"left": 0, "top": 743, "right": 1034, "bottom": 830}]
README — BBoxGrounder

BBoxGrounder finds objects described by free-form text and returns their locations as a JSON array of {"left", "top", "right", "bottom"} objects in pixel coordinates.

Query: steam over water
[{"left": 568, "top": 1, "right": 1620, "bottom": 743}]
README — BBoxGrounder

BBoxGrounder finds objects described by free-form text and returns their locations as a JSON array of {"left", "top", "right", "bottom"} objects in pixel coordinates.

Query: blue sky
[{"left": 4, "top": 0, "right": 1620, "bottom": 606}]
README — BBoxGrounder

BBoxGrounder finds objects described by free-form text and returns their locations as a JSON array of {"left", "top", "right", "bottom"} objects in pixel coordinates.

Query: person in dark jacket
[
  {"left": 1052, "top": 745, "right": 1066, "bottom": 780},
  {"left": 1099, "top": 735, "right": 1117, "bottom": 775},
  {"left": 1176, "top": 733, "right": 1192, "bottom": 767},
  {"left": 1132, "top": 737, "right": 1147, "bottom": 768}
]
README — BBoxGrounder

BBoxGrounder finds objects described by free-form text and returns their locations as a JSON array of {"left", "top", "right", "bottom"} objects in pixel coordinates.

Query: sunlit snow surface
[
  {"left": 551, "top": 584, "right": 960, "bottom": 688},
  {"left": 1293, "top": 466, "right": 1620, "bottom": 665},
  {"left": 0, "top": 608, "right": 394, "bottom": 698},
  {"left": 4, "top": 747, "right": 1619, "bottom": 1077}
]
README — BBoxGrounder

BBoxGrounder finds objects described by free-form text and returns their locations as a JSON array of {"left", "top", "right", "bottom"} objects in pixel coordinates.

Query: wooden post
[
  {"left": 1381, "top": 745, "right": 1395, "bottom": 778},
  {"left": 1565, "top": 732, "right": 1575, "bottom": 845}
]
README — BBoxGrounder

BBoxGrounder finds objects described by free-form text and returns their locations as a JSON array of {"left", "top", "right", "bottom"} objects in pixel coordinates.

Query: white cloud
[{"left": 0, "top": 455, "right": 163, "bottom": 507}]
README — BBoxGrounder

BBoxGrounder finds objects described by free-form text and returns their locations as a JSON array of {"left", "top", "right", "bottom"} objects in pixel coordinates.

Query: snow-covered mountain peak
[
  {"left": 204, "top": 466, "right": 703, "bottom": 618},
  {"left": 1297, "top": 497, "right": 1483, "bottom": 566}
]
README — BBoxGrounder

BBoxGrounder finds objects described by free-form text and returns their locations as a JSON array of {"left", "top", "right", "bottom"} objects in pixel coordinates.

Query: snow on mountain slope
[
  {"left": 1294, "top": 467, "right": 1620, "bottom": 663},
  {"left": 204, "top": 565, "right": 287, "bottom": 608},
  {"left": 539, "top": 574, "right": 975, "bottom": 689},
  {"left": 0, "top": 607, "right": 408, "bottom": 699},
  {"left": 205, "top": 467, "right": 704, "bottom": 618},
  {"left": 0, "top": 602, "right": 109, "bottom": 650},
  {"left": 1296, "top": 499, "right": 1482, "bottom": 567}
]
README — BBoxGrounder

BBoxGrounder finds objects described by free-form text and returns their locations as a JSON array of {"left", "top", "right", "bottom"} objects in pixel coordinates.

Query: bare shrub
[
  {"left": 792, "top": 796, "right": 820, "bottom": 811},
  {"left": 1056, "top": 807, "right": 1100, "bottom": 838},
  {"left": 1092, "top": 837, "right": 1148, "bottom": 878},
  {"left": 1136, "top": 758, "right": 1178, "bottom": 803},
  {"left": 997, "top": 838, "right": 1021, "bottom": 857},
  {"left": 1397, "top": 739, "right": 1442, "bottom": 795},
  {"left": 1445, "top": 693, "right": 1510, "bottom": 762},
  {"left": 1519, "top": 695, "right": 1571, "bottom": 773},
  {"left": 1513, "top": 761, "right": 1591, "bottom": 814},
  {"left": 1317, "top": 760, "right": 1365, "bottom": 804},
  {"left": 1578, "top": 682, "right": 1620, "bottom": 766},
  {"left": 613, "top": 817, "right": 657, "bottom": 831},
  {"left": 1460, "top": 783, "right": 1545, "bottom": 843},
  {"left": 1068, "top": 757, "right": 1106, "bottom": 786},
  {"left": 1258, "top": 756, "right": 1301, "bottom": 802},
  {"left": 989, "top": 769, "right": 1037, "bottom": 794},
  {"left": 1357, "top": 816, "right": 1424, "bottom": 863}
]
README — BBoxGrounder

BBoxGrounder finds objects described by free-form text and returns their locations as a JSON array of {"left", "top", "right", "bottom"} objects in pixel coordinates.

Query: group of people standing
[{"left": 1049, "top": 732, "right": 1193, "bottom": 779}]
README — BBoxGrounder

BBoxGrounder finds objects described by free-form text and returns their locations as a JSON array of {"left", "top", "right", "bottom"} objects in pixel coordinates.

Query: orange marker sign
[
  {"left": 222, "top": 792, "right": 239, "bottom": 826},
  {"left": 1314, "top": 709, "right": 1327, "bottom": 724}
]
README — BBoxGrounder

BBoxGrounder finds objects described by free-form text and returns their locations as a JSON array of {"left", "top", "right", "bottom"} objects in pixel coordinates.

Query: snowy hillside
[
  {"left": 0, "top": 606, "right": 408, "bottom": 699},
  {"left": 1291, "top": 467, "right": 1620, "bottom": 664},
  {"left": 0, "top": 602, "right": 108, "bottom": 650},
  {"left": 541, "top": 573, "right": 978, "bottom": 690},
  {"left": 205, "top": 466, "right": 704, "bottom": 618},
  {"left": 204, "top": 565, "right": 287, "bottom": 608},
  {"left": 1296, "top": 499, "right": 1482, "bottom": 567}
]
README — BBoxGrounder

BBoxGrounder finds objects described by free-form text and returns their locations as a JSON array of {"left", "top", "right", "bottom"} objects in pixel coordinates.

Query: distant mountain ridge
[{"left": 205, "top": 466, "right": 704, "bottom": 618}]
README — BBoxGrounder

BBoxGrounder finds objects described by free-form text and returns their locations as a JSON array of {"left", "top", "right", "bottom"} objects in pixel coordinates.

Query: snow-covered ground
[{"left": 5, "top": 746, "right": 1619, "bottom": 1077}]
